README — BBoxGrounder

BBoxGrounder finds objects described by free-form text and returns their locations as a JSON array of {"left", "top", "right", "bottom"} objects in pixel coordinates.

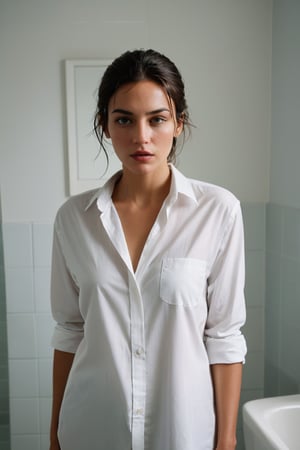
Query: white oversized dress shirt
[{"left": 51, "top": 164, "right": 247, "bottom": 450}]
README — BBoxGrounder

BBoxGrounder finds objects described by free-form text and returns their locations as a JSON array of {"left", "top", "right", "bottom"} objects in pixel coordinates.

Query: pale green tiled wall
[
  {"left": 265, "top": 203, "right": 300, "bottom": 396},
  {"left": 3, "top": 222, "right": 53, "bottom": 450}
]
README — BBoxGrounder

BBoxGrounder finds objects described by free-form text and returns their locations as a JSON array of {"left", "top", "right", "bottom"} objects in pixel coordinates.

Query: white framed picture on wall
[{"left": 65, "top": 59, "right": 121, "bottom": 195}]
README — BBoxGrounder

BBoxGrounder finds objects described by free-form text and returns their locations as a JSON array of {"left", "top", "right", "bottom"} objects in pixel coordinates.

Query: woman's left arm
[{"left": 210, "top": 362, "right": 243, "bottom": 450}]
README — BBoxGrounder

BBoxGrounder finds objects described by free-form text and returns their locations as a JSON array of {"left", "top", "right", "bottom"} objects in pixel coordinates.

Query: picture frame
[{"left": 65, "top": 59, "right": 121, "bottom": 195}]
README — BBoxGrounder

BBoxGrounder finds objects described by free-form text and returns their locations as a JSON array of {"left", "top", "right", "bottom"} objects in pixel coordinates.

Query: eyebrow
[{"left": 111, "top": 108, "right": 170, "bottom": 115}]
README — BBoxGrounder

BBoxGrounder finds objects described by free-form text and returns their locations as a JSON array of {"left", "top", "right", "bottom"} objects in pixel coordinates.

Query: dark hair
[{"left": 93, "top": 49, "right": 191, "bottom": 166}]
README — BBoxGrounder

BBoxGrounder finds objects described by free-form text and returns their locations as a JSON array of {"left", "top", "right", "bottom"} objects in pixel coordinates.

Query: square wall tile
[
  {"left": 243, "top": 307, "right": 264, "bottom": 352},
  {"left": 2, "top": 223, "right": 33, "bottom": 267},
  {"left": 265, "top": 252, "right": 281, "bottom": 312},
  {"left": 41, "top": 433, "right": 50, "bottom": 450},
  {"left": 34, "top": 268, "right": 51, "bottom": 313},
  {"left": 282, "top": 206, "right": 300, "bottom": 260},
  {"left": 240, "top": 389, "right": 264, "bottom": 406},
  {"left": 9, "top": 359, "right": 38, "bottom": 398},
  {"left": 244, "top": 250, "right": 265, "bottom": 307},
  {"left": 7, "top": 314, "right": 37, "bottom": 359},
  {"left": 10, "top": 398, "right": 39, "bottom": 434},
  {"left": 10, "top": 434, "right": 40, "bottom": 450},
  {"left": 279, "top": 258, "right": 300, "bottom": 394},
  {"left": 5, "top": 267, "right": 34, "bottom": 313},
  {"left": 236, "top": 427, "right": 245, "bottom": 450},
  {"left": 264, "top": 357, "right": 280, "bottom": 397},
  {"left": 38, "top": 359, "right": 52, "bottom": 397},
  {"left": 32, "top": 224, "right": 53, "bottom": 267},
  {"left": 265, "top": 253, "right": 281, "bottom": 397},
  {"left": 266, "top": 203, "right": 283, "bottom": 254},
  {"left": 39, "top": 397, "right": 51, "bottom": 435},
  {"left": 241, "top": 203, "right": 266, "bottom": 251},
  {"left": 35, "top": 314, "right": 55, "bottom": 358},
  {"left": 281, "top": 258, "right": 300, "bottom": 306},
  {"left": 242, "top": 351, "right": 264, "bottom": 390}
]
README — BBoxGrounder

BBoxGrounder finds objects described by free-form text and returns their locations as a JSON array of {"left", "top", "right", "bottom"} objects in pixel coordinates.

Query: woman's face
[{"left": 105, "top": 80, "right": 183, "bottom": 176}]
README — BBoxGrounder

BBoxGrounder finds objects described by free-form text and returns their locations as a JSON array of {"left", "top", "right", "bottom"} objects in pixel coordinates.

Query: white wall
[{"left": 0, "top": 0, "right": 272, "bottom": 223}]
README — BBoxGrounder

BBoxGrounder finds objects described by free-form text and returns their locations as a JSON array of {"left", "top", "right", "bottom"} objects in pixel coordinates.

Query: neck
[{"left": 113, "top": 165, "right": 171, "bottom": 207}]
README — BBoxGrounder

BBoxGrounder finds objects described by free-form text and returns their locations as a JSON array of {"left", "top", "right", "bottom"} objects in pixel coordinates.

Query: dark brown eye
[{"left": 116, "top": 117, "right": 131, "bottom": 125}]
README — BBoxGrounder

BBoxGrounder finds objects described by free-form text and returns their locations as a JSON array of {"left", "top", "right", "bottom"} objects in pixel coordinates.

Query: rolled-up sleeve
[
  {"left": 50, "top": 216, "right": 84, "bottom": 353},
  {"left": 204, "top": 202, "right": 247, "bottom": 364}
]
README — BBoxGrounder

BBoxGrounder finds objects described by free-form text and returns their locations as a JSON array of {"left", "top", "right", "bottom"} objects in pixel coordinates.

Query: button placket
[
  {"left": 127, "top": 207, "right": 166, "bottom": 449},
  {"left": 128, "top": 274, "right": 146, "bottom": 450}
]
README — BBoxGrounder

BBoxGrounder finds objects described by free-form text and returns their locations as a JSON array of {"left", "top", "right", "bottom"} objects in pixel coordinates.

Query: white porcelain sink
[{"left": 243, "top": 394, "right": 300, "bottom": 450}]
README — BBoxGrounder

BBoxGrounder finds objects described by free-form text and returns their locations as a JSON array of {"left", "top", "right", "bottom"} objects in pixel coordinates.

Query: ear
[
  {"left": 97, "top": 112, "right": 110, "bottom": 138},
  {"left": 174, "top": 119, "right": 183, "bottom": 138}
]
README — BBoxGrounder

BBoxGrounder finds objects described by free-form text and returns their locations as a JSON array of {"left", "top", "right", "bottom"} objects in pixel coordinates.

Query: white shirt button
[
  {"left": 135, "top": 347, "right": 144, "bottom": 357},
  {"left": 135, "top": 408, "right": 144, "bottom": 416}
]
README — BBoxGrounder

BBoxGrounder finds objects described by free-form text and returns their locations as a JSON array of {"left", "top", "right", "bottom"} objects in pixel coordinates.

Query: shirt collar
[
  {"left": 84, "top": 170, "right": 122, "bottom": 212},
  {"left": 84, "top": 164, "right": 198, "bottom": 212},
  {"left": 168, "top": 164, "right": 198, "bottom": 205}
]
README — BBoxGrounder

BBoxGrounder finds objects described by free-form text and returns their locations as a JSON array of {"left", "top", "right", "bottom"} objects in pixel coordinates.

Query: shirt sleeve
[
  {"left": 50, "top": 216, "right": 84, "bottom": 353},
  {"left": 204, "top": 201, "right": 247, "bottom": 364}
]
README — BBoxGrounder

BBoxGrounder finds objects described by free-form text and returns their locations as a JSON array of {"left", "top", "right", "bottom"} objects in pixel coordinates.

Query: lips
[
  {"left": 130, "top": 150, "right": 154, "bottom": 162},
  {"left": 130, "top": 150, "right": 153, "bottom": 157}
]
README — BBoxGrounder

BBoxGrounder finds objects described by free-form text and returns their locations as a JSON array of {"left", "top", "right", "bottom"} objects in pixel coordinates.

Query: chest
[
  {"left": 113, "top": 203, "right": 162, "bottom": 272},
  {"left": 64, "top": 200, "right": 224, "bottom": 285}
]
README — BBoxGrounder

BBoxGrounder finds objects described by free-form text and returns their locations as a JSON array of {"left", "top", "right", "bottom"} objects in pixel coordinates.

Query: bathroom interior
[{"left": 0, "top": 0, "right": 299, "bottom": 449}]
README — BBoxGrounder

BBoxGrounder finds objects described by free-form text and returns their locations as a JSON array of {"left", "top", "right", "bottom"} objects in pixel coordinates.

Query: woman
[{"left": 50, "top": 49, "right": 246, "bottom": 450}]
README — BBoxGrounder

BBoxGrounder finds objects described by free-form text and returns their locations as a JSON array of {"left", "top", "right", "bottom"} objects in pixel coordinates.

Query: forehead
[{"left": 108, "top": 80, "right": 171, "bottom": 111}]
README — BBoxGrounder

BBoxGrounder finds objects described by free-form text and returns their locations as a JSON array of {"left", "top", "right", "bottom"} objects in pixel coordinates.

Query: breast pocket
[{"left": 160, "top": 258, "right": 207, "bottom": 307}]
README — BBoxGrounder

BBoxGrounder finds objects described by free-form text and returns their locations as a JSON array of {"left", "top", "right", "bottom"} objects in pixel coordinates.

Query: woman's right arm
[{"left": 50, "top": 349, "right": 75, "bottom": 450}]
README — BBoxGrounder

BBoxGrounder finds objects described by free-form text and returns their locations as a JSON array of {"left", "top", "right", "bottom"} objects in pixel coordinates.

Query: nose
[{"left": 132, "top": 120, "right": 150, "bottom": 144}]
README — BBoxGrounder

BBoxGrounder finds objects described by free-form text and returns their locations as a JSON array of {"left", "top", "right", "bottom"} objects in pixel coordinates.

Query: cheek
[
  {"left": 106, "top": 124, "right": 119, "bottom": 140},
  {"left": 108, "top": 129, "right": 130, "bottom": 148},
  {"left": 158, "top": 126, "right": 176, "bottom": 143}
]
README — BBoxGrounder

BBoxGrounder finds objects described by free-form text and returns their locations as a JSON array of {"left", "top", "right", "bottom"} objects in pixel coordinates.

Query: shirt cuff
[
  {"left": 205, "top": 334, "right": 247, "bottom": 364},
  {"left": 51, "top": 324, "right": 84, "bottom": 353}
]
